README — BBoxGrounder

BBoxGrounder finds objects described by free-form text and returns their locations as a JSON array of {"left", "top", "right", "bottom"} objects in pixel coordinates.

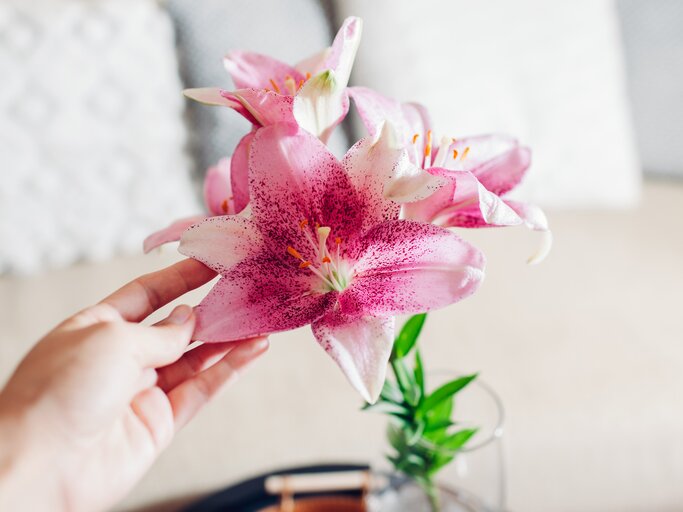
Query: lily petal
[
  {"left": 225, "top": 89, "right": 296, "bottom": 127},
  {"left": 223, "top": 51, "right": 304, "bottom": 91},
  {"left": 204, "top": 158, "right": 235, "bottom": 216},
  {"left": 293, "top": 70, "right": 350, "bottom": 143},
  {"left": 295, "top": 47, "right": 332, "bottom": 75},
  {"left": 340, "top": 220, "right": 485, "bottom": 316},
  {"left": 444, "top": 136, "right": 531, "bottom": 196},
  {"left": 179, "top": 216, "right": 264, "bottom": 274},
  {"left": 348, "top": 86, "right": 407, "bottom": 139},
  {"left": 248, "top": 123, "right": 363, "bottom": 248},
  {"left": 506, "top": 200, "right": 553, "bottom": 264},
  {"left": 312, "top": 310, "right": 393, "bottom": 404},
  {"left": 143, "top": 215, "right": 206, "bottom": 253},
  {"left": 342, "top": 121, "right": 402, "bottom": 230},
  {"left": 321, "top": 16, "right": 362, "bottom": 91},
  {"left": 193, "top": 266, "right": 336, "bottom": 342},
  {"left": 230, "top": 131, "right": 256, "bottom": 213},
  {"left": 183, "top": 87, "right": 241, "bottom": 107}
]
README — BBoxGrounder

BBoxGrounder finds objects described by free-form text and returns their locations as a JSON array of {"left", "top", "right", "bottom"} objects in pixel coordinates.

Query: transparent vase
[{"left": 367, "top": 372, "right": 506, "bottom": 512}]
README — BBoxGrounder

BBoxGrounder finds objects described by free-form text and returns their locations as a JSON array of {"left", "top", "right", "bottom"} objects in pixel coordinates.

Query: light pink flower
[
  {"left": 143, "top": 158, "right": 238, "bottom": 253},
  {"left": 184, "top": 17, "right": 362, "bottom": 213},
  {"left": 349, "top": 87, "right": 551, "bottom": 263},
  {"left": 179, "top": 123, "right": 485, "bottom": 402}
]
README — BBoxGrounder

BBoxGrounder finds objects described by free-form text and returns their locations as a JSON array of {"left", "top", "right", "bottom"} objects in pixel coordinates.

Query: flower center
[
  {"left": 411, "top": 130, "right": 470, "bottom": 169},
  {"left": 287, "top": 219, "right": 350, "bottom": 292},
  {"left": 264, "top": 72, "right": 312, "bottom": 96}
]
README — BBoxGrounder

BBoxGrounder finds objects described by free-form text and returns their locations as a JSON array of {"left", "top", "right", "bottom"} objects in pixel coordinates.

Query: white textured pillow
[
  {"left": 336, "top": 0, "right": 641, "bottom": 209},
  {"left": 0, "top": 0, "right": 199, "bottom": 274}
]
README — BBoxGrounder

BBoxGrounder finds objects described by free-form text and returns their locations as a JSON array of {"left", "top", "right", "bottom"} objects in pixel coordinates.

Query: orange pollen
[
  {"left": 452, "top": 149, "right": 459, "bottom": 160},
  {"left": 451, "top": 137, "right": 457, "bottom": 144},
  {"left": 306, "top": 72, "right": 312, "bottom": 80},
  {"left": 412, "top": 133, "right": 420, "bottom": 144},
  {"left": 287, "top": 246, "right": 303, "bottom": 260},
  {"left": 335, "top": 237, "right": 342, "bottom": 245},
  {"left": 298, "top": 79, "right": 305, "bottom": 90},
  {"left": 461, "top": 146, "right": 470, "bottom": 160},
  {"left": 221, "top": 199, "right": 229, "bottom": 213},
  {"left": 264, "top": 87, "right": 270, "bottom": 92},
  {"left": 299, "top": 261, "right": 312, "bottom": 269},
  {"left": 315, "top": 222, "right": 321, "bottom": 230},
  {"left": 268, "top": 78, "right": 281, "bottom": 94},
  {"left": 285, "top": 74, "right": 292, "bottom": 80},
  {"left": 299, "top": 219, "right": 309, "bottom": 229},
  {"left": 322, "top": 256, "right": 331, "bottom": 264}
]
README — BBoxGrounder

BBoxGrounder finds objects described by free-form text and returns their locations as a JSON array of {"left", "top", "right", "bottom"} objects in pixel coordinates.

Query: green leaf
[
  {"left": 442, "top": 428, "right": 478, "bottom": 452},
  {"left": 362, "top": 400, "right": 411, "bottom": 416},
  {"left": 406, "top": 421, "right": 426, "bottom": 446},
  {"left": 414, "top": 349, "right": 425, "bottom": 399},
  {"left": 424, "top": 419, "right": 455, "bottom": 433},
  {"left": 379, "top": 379, "right": 403, "bottom": 404},
  {"left": 392, "top": 359, "right": 420, "bottom": 406},
  {"left": 418, "top": 373, "right": 478, "bottom": 418},
  {"left": 392, "top": 314, "right": 427, "bottom": 360}
]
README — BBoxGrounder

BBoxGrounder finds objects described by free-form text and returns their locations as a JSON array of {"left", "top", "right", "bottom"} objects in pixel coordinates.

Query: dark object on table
[{"left": 184, "top": 463, "right": 369, "bottom": 512}]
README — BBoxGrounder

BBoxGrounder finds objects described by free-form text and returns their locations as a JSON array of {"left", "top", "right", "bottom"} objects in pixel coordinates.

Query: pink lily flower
[
  {"left": 184, "top": 17, "right": 362, "bottom": 213},
  {"left": 179, "top": 122, "right": 485, "bottom": 403},
  {"left": 143, "top": 158, "right": 239, "bottom": 253},
  {"left": 349, "top": 87, "right": 552, "bottom": 263}
]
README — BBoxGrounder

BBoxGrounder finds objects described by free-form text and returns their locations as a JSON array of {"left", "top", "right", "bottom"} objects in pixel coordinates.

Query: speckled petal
[
  {"left": 143, "top": 215, "right": 206, "bottom": 253},
  {"left": 341, "top": 122, "right": 402, "bottom": 230},
  {"left": 348, "top": 86, "right": 407, "bottom": 139},
  {"left": 230, "top": 131, "right": 256, "bottom": 213},
  {"left": 193, "top": 265, "right": 336, "bottom": 342},
  {"left": 339, "top": 220, "right": 485, "bottom": 316},
  {"left": 179, "top": 216, "right": 264, "bottom": 274},
  {"left": 223, "top": 51, "right": 305, "bottom": 91},
  {"left": 312, "top": 311, "right": 394, "bottom": 403},
  {"left": 248, "top": 123, "right": 363, "bottom": 253}
]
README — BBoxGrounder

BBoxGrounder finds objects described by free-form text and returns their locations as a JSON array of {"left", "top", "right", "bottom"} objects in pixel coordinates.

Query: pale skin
[{"left": 0, "top": 259, "right": 269, "bottom": 512}]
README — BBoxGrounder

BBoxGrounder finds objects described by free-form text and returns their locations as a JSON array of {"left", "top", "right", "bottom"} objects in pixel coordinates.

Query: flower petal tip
[{"left": 527, "top": 230, "right": 553, "bottom": 265}]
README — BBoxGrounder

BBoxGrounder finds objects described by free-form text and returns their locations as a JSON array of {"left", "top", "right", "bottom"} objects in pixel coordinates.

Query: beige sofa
[{"left": 2, "top": 181, "right": 681, "bottom": 512}]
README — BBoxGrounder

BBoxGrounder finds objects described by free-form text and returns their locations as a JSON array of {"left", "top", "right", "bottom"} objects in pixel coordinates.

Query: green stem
[{"left": 422, "top": 477, "right": 441, "bottom": 512}]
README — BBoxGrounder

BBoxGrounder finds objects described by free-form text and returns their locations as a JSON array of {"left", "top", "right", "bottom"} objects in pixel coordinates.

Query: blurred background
[{"left": 0, "top": 0, "right": 681, "bottom": 511}]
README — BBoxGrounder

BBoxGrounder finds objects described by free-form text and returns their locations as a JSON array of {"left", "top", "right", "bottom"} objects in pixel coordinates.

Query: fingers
[
  {"left": 156, "top": 341, "right": 237, "bottom": 393},
  {"left": 134, "top": 305, "right": 196, "bottom": 368},
  {"left": 130, "top": 387, "right": 175, "bottom": 451},
  {"left": 100, "top": 259, "right": 216, "bottom": 322},
  {"left": 168, "top": 337, "right": 269, "bottom": 430}
]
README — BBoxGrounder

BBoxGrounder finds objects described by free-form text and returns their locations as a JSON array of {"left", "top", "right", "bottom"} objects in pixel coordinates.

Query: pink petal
[
  {"left": 179, "top": 216, "right": 264, "bottom": 274},
  {"left": 204, "top": 158, "right": 234, "bottom": 216},
  {"left": 248, "top": 123, "right": 364, "bottom": 250},
  {"left": 230, "top": 131, "right": 256, "bottom": 213},
  {"left": 321, "top": 16, "right": 362, "bottom": 89},
  {"left": 193, "top": 267, "right": 336, "bottom": 342},
  {"left": 312, "top": 310, "right": 394, "bottom": 403},
  {"left": 223, "top": 51, "right": 304, "bottom": 91},
  {"left": 143, "top": 215, "right": 206, "bottom": 253},
  {"left": 506, "top": 200, "right": 552, "bottom": 264},
  {"left": 183, "top": 88, "right": 241, "bottom": 108},
  {"left": 224, "top": 89, "right": 296, "bottom": 127},
  {"left": 426, "top": 169, "right": 523, "bottom": 228},
  {"left": 339, "top": 220, "right": 485, "bottom": 316},
  {"left": 295, "top": 48, "right": 331, "bottom": 75},
  {"left": 444, "top": 135, "right": 531, "bottom": 196},
  {"left": 341, "top": 122, "right": 402, "bottom": 230},
  {"left": 348, "top": 86, "right": 406, "bottom": 139}
]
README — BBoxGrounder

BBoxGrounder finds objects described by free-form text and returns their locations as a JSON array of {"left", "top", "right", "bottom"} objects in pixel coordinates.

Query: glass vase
[{"left": 367, "top": 373, "right": 506, "bottom": 512}]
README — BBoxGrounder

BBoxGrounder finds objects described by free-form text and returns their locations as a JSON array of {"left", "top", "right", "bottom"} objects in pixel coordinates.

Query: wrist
[{"left": 0, "top": 398, "right": 64, "bottom": 511}]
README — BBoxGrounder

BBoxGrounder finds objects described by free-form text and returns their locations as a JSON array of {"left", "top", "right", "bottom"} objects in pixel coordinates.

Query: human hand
[{"left": 0, "top": 259, "right": 269, "bottom": 512}]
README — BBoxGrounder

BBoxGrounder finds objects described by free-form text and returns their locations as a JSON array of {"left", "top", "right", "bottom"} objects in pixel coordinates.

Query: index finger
[{"left": 100, "top": 259, "right": 217, "bottom": 322}]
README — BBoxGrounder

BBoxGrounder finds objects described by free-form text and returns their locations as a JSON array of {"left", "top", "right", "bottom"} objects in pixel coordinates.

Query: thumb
[{"left": 136, "top": 305, "right": 196, "bottom": 368}]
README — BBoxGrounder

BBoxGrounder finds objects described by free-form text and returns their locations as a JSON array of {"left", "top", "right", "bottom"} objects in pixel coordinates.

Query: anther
[
  {"left": 424, "top": 130, "right": 432, "bottom": 157},
  {"left": 335, "top": 237, "right": 342, "bottom": 245},
  {"left": 268, "top": 78, "right": 281, "bottom": 94},
  {"left": 287, "top": 246, "right": 303, "bottom": 260},
  {"left": 299, "top": 261, "right": 312, "bottom": 269},
  {"left": 412, "top": 133, "right": 420, "bottom": 144},
  {"left": 299, "top": 219, "right": 309, "bottom": 229},
  {"left": 461, "top": 146, "right": 470, "bottom": 161},
  {"left": 306, "top": 72, "right": 312, "bottom": 80},
  {"left": 221, "top": 199, "right": 229, "bottom": 213},
  {"left": 322, "top": 256, "right": 331, "bottom": 263},
  {"left": 453, "top": 149, "right": 459, "bottom": 160}
]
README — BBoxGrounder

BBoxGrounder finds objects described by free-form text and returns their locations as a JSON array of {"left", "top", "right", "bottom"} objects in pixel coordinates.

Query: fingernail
[{"left": 168, "top": 305, "right": 193, "bottom": 325}]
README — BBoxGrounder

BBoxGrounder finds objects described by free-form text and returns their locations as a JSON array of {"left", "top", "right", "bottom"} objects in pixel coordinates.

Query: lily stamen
[
  {"left": 268, "top": 78, "right": 281, "bottom": 94},
  {"left": 424, "top": 130, "right": 433, "bottom": 168}
]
